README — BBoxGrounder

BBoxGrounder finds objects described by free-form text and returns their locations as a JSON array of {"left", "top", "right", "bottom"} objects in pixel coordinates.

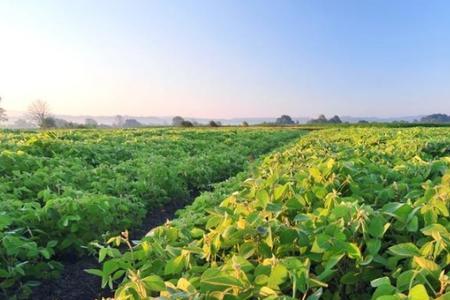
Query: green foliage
[
  {"left": 0, "top": 127, "right": 303, "bottom": 298},
  {"left": 95, "top": 128, "right": 450, "bottom": 299}
]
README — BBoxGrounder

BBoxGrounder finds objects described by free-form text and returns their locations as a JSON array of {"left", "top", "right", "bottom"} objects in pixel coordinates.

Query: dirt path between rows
[{"left": 31, "top": 197, "right": 191, "bottom": 300}]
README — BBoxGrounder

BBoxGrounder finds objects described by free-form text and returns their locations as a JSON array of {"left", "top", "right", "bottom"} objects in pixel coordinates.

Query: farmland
[
  {"left": 91, "top": 127, "right": 450, "bottom": 299},
  {"left": 0, "top": 127, "right": 304, "bottom": 299},
  {"left": 1, "top": 126, "right": 449, "bottom": 300}
]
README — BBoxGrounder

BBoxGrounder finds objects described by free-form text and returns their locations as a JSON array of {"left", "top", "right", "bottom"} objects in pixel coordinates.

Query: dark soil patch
[
  {"left": 31, "top": 197, "right": 191, "bottom": 300},
  {"left": 31, "top": 256, "right": 106, "bottom": 300}
]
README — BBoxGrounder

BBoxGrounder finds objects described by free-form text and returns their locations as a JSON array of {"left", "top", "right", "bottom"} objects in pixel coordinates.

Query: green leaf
[
  {"left": 367, "top": 239, "right": 382, "bottom": 256},
  {"left": 368, "top": 215, "right": 387, "bottom": 238},
  {"left": 99, "top": 248, "right": 108, "bottom": 263},
  {"left": 274, "top": 184, "right": 288, "bottom": 201},
  {"left": 279, "top": 228, "right": 298, "bottom": 244},
  {"left": 142, "top": 275, "right": 166, "bottom": 292},
  {"left": 268, "top": 264, "right": 288, "bottom": 289},
  {"left": 164, "top": 255, "right": 185, "bottom": 275},
  {"left": 407, "top": 216, "right": 419, "bottom": 232},
  {"left": 376, "top": 296, "right": 402, "bottom": 300},
  {"left": 371, "top": 284, "right": 396, "bottom": 300},
  {"left": 40, "top": 249, "right": 51, "bottom": 259},
  {"left": 255, "top": 274, "right": 269, "bottom": 285},
  {"left": 256, "top": 189, "right": 270, "bottom": 208},
  {"left": 200, "top": 268, "right": 244, "bottom": 292},
  {"left": 408, "top": 284, "right": 429, "bottom": 300},
  {"left": 396, "top": 270, "right": 417, "bottom": 292},
  {"left": 388, "top": 243, "right": 420, "bottom": 257},
  {"left": 85, "top": 268, "right": 103, "bottom": 277},
  {"left": 324, "top": 254, "right": 345, "bottom": 271},
  {"left": 346, "top": 243, "right": 362, "bottom": 261},
  {"left": 0, "top": 214, "right": 12, "bottom": 230},
  {"left": 371, "top": 277, "right": 391, "bottom": 288}
]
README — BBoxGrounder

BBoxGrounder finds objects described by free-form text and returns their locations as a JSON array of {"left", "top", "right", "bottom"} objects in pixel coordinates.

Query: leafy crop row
[
  {"left": 95, "top": 128, "right": 450, "bottom": 299},
  {"left": 0, "top": 127, "right": 303, "bottom": 298}
]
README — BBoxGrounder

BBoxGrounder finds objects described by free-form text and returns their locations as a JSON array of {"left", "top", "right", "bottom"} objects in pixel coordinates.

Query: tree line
[{"left": 0, "top": 98, "right": 449, "bottom": 129}]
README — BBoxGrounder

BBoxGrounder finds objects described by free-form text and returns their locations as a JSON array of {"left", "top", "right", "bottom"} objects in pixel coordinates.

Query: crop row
[
  {"left": 94, "top": 128, "right": 450, "bottom": 299},
  {"left": 0, "top": 127, "right": 304, "bottom": 298}
]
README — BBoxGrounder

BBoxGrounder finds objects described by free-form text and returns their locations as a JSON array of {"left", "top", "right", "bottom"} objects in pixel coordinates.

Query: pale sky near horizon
[{"left": 0, "top": 0, "right": 449, "bottom": 118}]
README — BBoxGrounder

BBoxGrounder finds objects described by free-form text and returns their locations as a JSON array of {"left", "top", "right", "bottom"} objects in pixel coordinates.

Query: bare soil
[{"left": 31, "top": 197, "right": 191, "bottom": 300}]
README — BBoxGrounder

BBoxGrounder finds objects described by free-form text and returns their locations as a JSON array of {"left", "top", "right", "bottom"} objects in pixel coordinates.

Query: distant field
[
  {"left": 93, "top": 127, "right": 450, "bottom": 299},
  {"left": 0, "top": 127, "right": 304, "bottom": 298}
]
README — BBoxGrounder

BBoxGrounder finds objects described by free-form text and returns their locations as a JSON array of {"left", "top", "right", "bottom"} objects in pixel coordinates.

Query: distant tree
[
  {"left": 0, "top": 97, "right": 7, "bottom": 122},
  {"left": 181, "top": 120, "right": 194, "bottom": 127},
  {"left": 242, "top": 121, "right": 249, "bottom": 127},
  {"left": 420, "top": 114, "right": 450, "bottom": 123},
  {"left": 209, "top": 120, "right": 222, "bottom": 127},
  {"left": 275, "top": 115, "right": 295, "bottom": 125},
  {"left": 307, "top": 114, "right": 328, "bottom": 124},
  {"left": 328, "top": 115, "right": 342, "bottom": 124},
  {"left": 54, "top": 118, "right": 69, "bottom": 128},
  {"left": 27, "top": 99, "right": 52, "bottom": 128},
  {"left": 113, "top": 115, "right": 124, "bottom": 127},
  {"left": 85, "top": 118, "right": 98, "bottom": 128},
  {"left": 50, "top": 118, "right": 84, "bottom": 129},
  {"left": 172, "top": 116, "right": 185, "bottom": 126},
  {"left": 12, "top": 119, "right": 34, "bottom": 129},
  {"left": 124, "top": 119, "right": 142, "bottom": 128},
  {"left": 358, "top": 120, "right": 369, "bottom": 124},
  {"left": 42, "top": 117, "right": 56, "bottom": 128}
]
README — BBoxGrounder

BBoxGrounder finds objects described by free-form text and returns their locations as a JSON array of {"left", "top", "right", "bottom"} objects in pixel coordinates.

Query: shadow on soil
[{"left": 31, "top": 197, "right": 191, "bottom": 300}]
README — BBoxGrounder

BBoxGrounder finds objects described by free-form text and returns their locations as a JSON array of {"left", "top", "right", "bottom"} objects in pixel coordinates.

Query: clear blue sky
[{"left": 0, "top": 0, "right": 449, "bottom": 118}]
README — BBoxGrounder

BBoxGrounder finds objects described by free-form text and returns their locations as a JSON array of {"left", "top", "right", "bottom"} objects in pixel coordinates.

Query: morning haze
[{"left": 0, "top": 0, "right": 449, "bottom": 119}]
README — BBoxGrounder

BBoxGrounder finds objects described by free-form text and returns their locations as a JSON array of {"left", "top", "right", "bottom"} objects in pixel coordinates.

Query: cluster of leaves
[
  {"left": 95, "top": 128, "right": 450, "bottom": 299},
  {"left": 0, "top": 127, "right": 303, "bottom": 298}
]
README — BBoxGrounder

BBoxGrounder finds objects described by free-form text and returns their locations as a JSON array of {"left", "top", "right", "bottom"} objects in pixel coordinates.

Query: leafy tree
[
  {"left": 307, "top": 114, "right": 328, "bottom": 124},
  {"left": 172, "top": 116, "right": 185, "bottom": 126},
  {"left": 0, "top": 97, "right": 7, "bottom": 122},
  {"left": 181, "top": 120, "right": 194, "bottom": 127},
  {"left": 358, "top": 120, "right": 369, "bottom": 124},
  {"left": 124, "top": 119, "right": 142, "bottom": 128},
  {"left": 85, "top": 118, "right": 98, "bottom": 128},
  {"left": 42, "top": 117, "right": 56, "bottom": 128},
  {"left": 209, "top": 120, "right": 219, "bottom": 127},
  {"left": 27, "top": 99, "right": 52, "bottom": 128},
  {"left": 275, "top": 115, "right": 295, "bottom": 125},
  {"left": 420, "top": 114, "right": 450, "bottom": 123},
  {"left": 54, "top": 118, "right": 69, "bottom": 128},
  {"left": 242, "top": 121, "right": 249, "bottom": 127},
  {"left": 328, "top": 115, "right": 342, "bottom": 124}
]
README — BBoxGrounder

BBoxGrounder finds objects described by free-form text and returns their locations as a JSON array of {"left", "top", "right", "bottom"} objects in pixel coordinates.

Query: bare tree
[
  {"left": 0, "top": 97, "right": 7, "bottom": 122},
  {"left": 28, "top": 99, "right": 52, "bottom": 128},
  {"left": 113, "top": 115, "right": 124, "bottom": 127}
]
